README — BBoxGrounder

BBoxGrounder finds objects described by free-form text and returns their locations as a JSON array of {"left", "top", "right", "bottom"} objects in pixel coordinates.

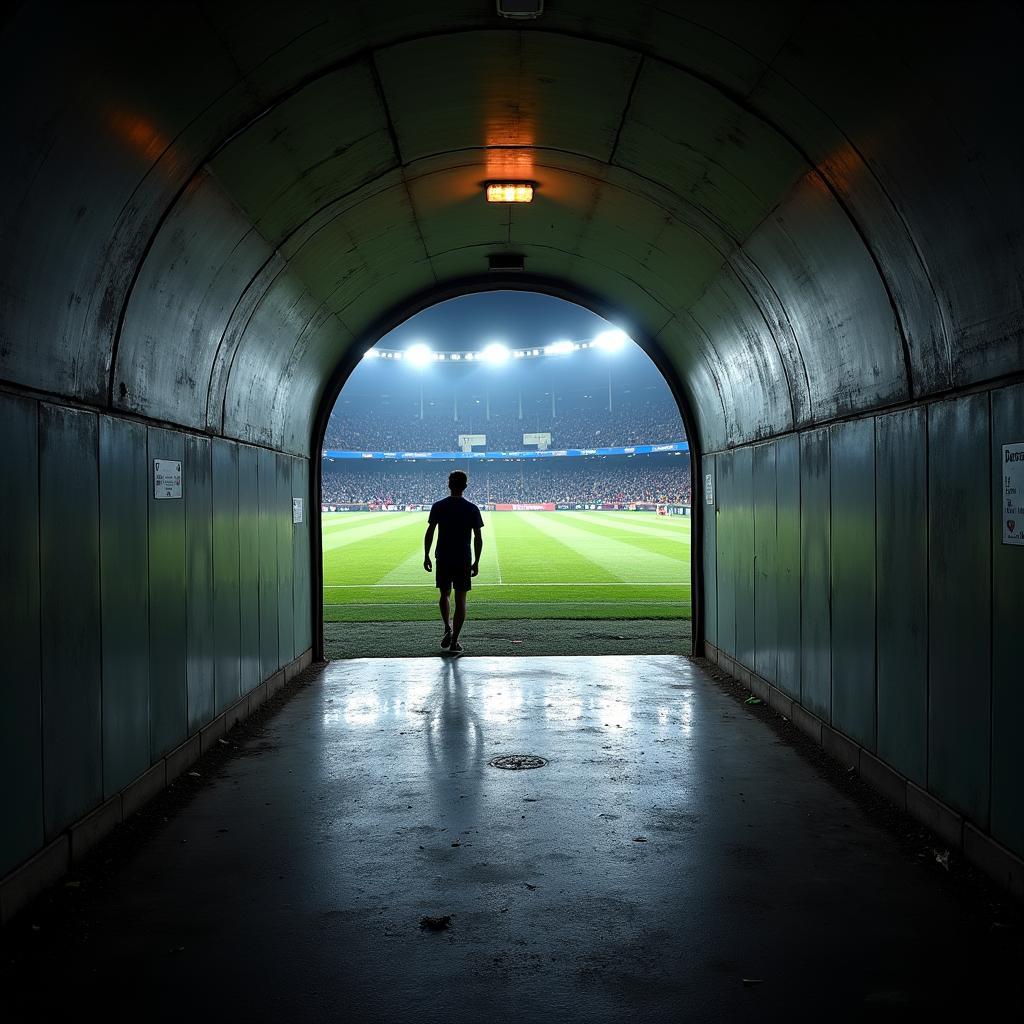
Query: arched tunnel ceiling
[{"left": 1, "top": 2, "right": 1021, "bottom": 455}]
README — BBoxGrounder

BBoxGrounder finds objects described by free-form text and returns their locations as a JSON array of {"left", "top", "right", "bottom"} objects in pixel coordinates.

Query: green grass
[{"left": 322, "top": 510, "right": 692, "bottom": 622}]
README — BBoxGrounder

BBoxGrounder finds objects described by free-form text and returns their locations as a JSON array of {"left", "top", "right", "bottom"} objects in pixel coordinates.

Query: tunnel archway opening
[{"left": 310, "top": 284, "right": 704, "bottom": 661}]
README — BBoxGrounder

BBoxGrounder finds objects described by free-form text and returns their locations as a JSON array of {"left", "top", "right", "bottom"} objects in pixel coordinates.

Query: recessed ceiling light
[{"left": 486, "top": 182, "right": 534, "bottom": 203}]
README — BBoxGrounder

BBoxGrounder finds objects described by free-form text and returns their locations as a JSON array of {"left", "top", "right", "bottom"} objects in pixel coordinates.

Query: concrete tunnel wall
[{"left": 1, "top": 2, "right": 1022, "bottom": 889}]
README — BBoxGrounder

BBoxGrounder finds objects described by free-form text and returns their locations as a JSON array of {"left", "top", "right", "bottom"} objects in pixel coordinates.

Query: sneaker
[
  {"left": 449, "top": 640, "right": 464, "bottom": 654},
  {"left": 441, "top": 629, "right": 452, "bottom": 649}
]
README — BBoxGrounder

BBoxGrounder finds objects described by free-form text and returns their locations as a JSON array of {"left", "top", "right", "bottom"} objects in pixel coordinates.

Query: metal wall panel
[
  {"left": 39, "top": 405, "right": 102, "bottom": 836},
  {"left": 775, "top": 434, "right": 801, "bottom": 698},
  {"left": 743, "top": 176, "right": 909, "bottom": 426},
  {"left": 753, "top": 441, "right": 778, "bottom": 683},
  {"left": 702, "top": 455, "right": 718, "bottom": 649},
  {"left": 238, "top": 445, "right": 261, "bottom": 693},
  {"left": 0, "top": 394, "right": 42, "bottom": 875},
  {"left": 277, "top": 453, "right": 294, "bottom": 666},
  {"left": 148, "top": 428, "right": 187, "bottom": 758},
  {"left": 990, "top": 383, "right": 1024, "bottom": 856},
  {"left": 292, "top": 457, "right": 312, "bottom": 657},
  {"left": 733, "top": 446, "right": 755, "bottom": 669},
  {"left": 928, "top": 394, "right": 991, "bottom": 825},
  {"left": 876, "top": 407, "right": 927, "bottom": 785},
  {"left": 99, "top": 416, "right": 151, "bottom": 796},
  {"left": 258, "top": 448, "right": 279, "bottom": 679},
  {"left": 800, "top": 428, "right": 831, "bottom": 718},
  {"left": 715, "top": 451, "right": 736, "bottom": 657},
  {"left": 829, "top": 419, "right": 876, "bottom": 749},
  {"left": 212, "top": 439, "right": 241, "bottom": 713},
  {"left": 185, "top": 435, "right": 215, "bottom": 732}
]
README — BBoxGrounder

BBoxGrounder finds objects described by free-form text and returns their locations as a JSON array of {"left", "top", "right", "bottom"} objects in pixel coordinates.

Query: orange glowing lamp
[{"left": 486, "top": 182, "right": 535, "bottom": 203}]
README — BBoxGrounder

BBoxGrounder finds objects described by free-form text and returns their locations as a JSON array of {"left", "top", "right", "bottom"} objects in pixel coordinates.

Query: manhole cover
[{"left": 488, "top": 754, "right": 547, "bottom": 770}]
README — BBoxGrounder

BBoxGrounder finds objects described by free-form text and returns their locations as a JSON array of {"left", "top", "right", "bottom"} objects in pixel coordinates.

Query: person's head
[{"left": 448, "top": 470, "right": 468, "bottom": 495}]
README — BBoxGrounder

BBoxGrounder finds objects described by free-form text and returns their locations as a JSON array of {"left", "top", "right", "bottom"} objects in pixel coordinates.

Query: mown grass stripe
[
  {"left": 491, "top": 512, "right": 622, "bottom": 584},
  {"left": 484, "top": 511, "right": 504, "bottom": 583},
  {"left": 552, "top": 515, "right": 691, "bottom": 566},
  {"left": 572, "top": 511, "right": 692, "bottom": 542},
  {"left": 321, "top": 512, "right": 422, "bottom": 552},
  {"left": 322, "top": 518, "right": 427, "bottom": 585},
  {"left": 526, "top": 513, "right": 685, "bottom": 584}
]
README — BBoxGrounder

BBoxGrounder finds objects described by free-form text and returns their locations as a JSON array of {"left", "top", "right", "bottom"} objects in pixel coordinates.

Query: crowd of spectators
[
  {"left": 324, "top": 396, "right": 683, "bottom": 452},
  {"left": 321, "top": 455, "right": 692, "bottom": 506}
]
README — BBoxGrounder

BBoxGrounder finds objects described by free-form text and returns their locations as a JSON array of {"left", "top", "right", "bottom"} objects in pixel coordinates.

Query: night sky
[
  {"left": 376, "top": 291, "right": 620, "bottom": 352},
  {"left": 335, "top": 290, "right": 670, "bottom": 409}
]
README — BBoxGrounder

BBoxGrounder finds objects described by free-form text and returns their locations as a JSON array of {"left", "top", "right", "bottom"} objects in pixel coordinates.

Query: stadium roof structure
[{"left": 363, "top": 327, "right": 630, "bottom": 363}]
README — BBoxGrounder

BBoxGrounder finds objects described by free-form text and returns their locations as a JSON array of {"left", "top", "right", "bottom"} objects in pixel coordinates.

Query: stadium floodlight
[
  {"left": 362, "top": 348, "right": 380, "bottom": 359},
  {"left": 593, "top": 328, "right": 629, "bottom": 353},
  {"left": 405, "top": 342, "right": 433, "bottom": 367},
  {"left": 544, "top": 339, "right": 575, "bottom": 356},
  {"left": 481, "top": 342, "right": 510, "bottom": 364}
]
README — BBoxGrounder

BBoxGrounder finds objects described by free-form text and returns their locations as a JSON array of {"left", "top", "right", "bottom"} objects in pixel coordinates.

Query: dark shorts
[{"left": 436, "top": 561, "right": 472, "bottom": 592}]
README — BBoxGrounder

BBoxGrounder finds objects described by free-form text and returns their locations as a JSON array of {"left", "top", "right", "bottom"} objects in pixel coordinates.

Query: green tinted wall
[
  {"left": 710, "top": 382, "right": 1022, "bottom": 859},
  {"left": 0, "top": 393, "right": 313, "bottom": 877}
]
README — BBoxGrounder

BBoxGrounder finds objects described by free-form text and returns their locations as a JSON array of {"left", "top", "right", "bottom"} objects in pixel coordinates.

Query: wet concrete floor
[{"left": 4, "top": 656, "right": 1019, "bottom": 1021}]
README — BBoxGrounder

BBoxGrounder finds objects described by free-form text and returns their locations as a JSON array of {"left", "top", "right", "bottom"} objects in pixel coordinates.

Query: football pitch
[{"left": 322, "top": 510, "right": 691, "bottom": 623}]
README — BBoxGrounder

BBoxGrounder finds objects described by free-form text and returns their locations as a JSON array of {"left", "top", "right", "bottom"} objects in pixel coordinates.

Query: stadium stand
[
  {"left": 321, "top": 455, "right": 692, "bottom": 506},
  {"left": 324, "top": 392, "right": 683, "bottom": 451}
]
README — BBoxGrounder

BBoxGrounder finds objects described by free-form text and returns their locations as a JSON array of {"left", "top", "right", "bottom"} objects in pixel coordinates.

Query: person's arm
[
  {"left": 471, "top": 526, "right": 483, "bottom": 576},
  {"left": 423, "top": 522, "right": 436, "bottom": 572}
]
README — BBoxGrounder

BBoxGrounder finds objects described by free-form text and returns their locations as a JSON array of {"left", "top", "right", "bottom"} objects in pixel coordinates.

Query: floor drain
[{"left": 489, "top": 754, "right": 547, "bottom": 770}]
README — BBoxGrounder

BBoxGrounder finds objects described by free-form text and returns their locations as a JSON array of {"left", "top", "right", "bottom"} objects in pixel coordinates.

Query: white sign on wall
[
  {"left": 1002, "top": 442, "right": 1024, "bottom": 545},
  {"left": 705, "top": 472, "right": 714, "bottom": 506},
  {"left": 292, "top": 497, "right": 304, "bottom": 524},
  {"left": 153, "top": 459, "right": 182, "bottom": 499}
]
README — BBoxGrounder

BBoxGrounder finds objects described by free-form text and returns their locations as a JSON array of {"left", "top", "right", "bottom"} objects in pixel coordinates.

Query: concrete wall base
[
  {"left": 703, "top": 642, "right": 1024, "bottom": 903},
  {"left": 0, "top": 647, "right": 314, "bottom": 926}
]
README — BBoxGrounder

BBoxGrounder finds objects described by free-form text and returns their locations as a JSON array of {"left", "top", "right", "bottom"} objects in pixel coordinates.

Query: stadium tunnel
[{"left": 2, "top": 0, "right": 1023, "bottom": 917}]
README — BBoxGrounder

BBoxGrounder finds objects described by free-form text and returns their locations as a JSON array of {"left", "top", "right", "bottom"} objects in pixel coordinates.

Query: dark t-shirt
[{"left": 429, "top": 495, "right": 484, "bottom": 565}]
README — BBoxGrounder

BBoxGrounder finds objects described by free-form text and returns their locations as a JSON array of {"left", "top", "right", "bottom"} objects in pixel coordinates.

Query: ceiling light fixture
[{"left": 486, "top": 182, "right": 534, "bottom": 203}]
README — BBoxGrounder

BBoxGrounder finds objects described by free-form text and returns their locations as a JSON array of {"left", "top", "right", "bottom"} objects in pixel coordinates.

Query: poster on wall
[
  {"left": 292, "top": 497, "right": 304, "bottom": 524},
  {"left": 704, "top": 472, "right": 714, "bottom": 505},
  {"left": 1002, "top": 442, "right": 1024, "bottom": 545},
  {"left": 153, "top": 459, "right": 182, "bottom": 499}
]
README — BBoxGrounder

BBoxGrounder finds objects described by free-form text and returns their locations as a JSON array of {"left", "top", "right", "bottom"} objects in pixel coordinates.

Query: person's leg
[
  {"left": 439, "top": 587, "right": 451, "bottom": 633},
  {"left": 451, "top": 589, "right": 467, "bottom": 644}
]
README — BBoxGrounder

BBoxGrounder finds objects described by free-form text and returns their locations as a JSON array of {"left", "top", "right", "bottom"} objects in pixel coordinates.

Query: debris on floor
[
  {"left": 419, "top": 915, "right": 452, "bottom": 931},
  {"left": 744, "top": 696, "right": 763, "bottom": 706},
  {"left": 632, "top": 836, "right": 648, "bottom": 843},
  {"left": 742, "top": 977, "right": 765, "bottom": 985},
  {"left": 933, "top": 848, "right": 951, "bottom": 871}
]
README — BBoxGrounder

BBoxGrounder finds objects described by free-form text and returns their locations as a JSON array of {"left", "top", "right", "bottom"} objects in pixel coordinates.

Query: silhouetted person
[{"left": 423, "top": 470, "right": 484, "bottom": 653}]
